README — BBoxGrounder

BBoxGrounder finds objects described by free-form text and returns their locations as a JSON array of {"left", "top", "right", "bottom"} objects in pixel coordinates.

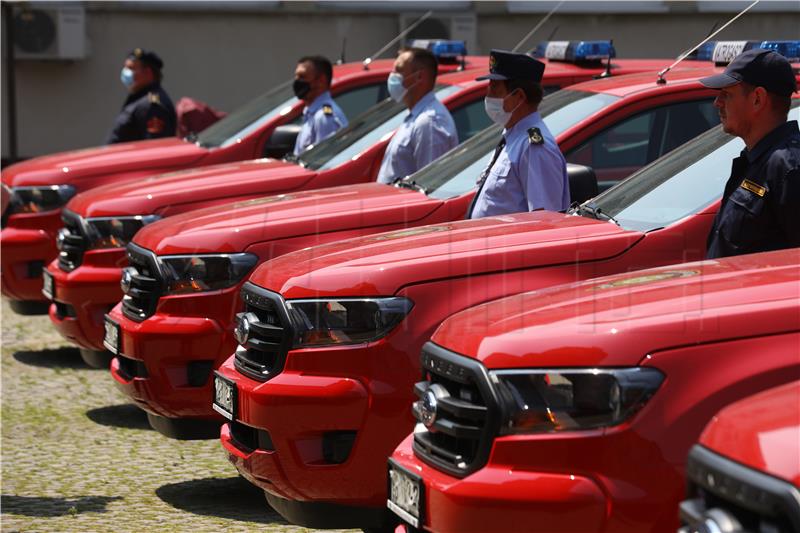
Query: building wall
[{"left": 2, "top": 1, "right": 799, "bottom": 160}]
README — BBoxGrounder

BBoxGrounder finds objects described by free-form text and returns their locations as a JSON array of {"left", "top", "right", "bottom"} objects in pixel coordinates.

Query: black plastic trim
[{"left": 684, "top": 444, "right": 800, "bottom": 532}]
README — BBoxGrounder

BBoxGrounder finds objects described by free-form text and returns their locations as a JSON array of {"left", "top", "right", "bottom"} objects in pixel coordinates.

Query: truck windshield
[
  {"left": 297, "top": 85, "right": 462, "bottom": 171},
  {"left": 196, "top": 80, "right": 296, "bottom": 149},
  {"left": 406, "top": 89, "right": 621, "bottom": 200},
  {"left": 580, "top": 102, "right": 800, "bottom": 232}
]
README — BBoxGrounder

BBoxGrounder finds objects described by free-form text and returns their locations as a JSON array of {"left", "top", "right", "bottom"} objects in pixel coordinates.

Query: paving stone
[{"left": 1, "top": 299, "right": 357, "bottom": 533}]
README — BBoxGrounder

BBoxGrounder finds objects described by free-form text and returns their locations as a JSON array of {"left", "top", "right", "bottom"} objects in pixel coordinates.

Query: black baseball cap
[
  {"left": 127, "top": 48, "right": 164, "bottom": 71},
  {"left": 476, "top": 49, "right": 545, "bottom": 83},
  {"left": 699, "top": 48, "right": 797, "bottom": 97}
]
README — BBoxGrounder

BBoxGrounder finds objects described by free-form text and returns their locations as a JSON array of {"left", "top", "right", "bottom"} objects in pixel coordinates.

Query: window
[
  {"left": 333, "top": 83, "right": 389, "bottom": 121},
  {"left": 451, "top": 98, "right": 493, "bottom": 145},
  {"left": 566, "top": 98, "right": 718, "bottom": 189}
]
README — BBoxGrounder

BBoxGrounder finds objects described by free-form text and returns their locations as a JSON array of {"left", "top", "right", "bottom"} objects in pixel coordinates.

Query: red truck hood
[
  {"left": 699, "top": 380, "right": 800, "bottom": 488},
  {"left": 132, "top": 183, "right": 441, "bottom": 255},
  {"left": 1, "top": 138, "right": 205, "bottom": 188},
  {"left": 431, "top": 248, "right": 800, "bottom": 368},
  {"left": 67, "top": 158, "right": 311, "bottom": 217},
  {"left": 253, "top": 211, "right": 638, "bottom": 298}
]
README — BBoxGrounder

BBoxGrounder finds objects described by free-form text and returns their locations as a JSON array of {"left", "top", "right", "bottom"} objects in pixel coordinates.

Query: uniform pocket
[{"left": 718, "top": 186, "right": 767, "bottom": 252}]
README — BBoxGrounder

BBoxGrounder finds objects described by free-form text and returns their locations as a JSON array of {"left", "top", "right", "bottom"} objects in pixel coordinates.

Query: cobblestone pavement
[{"left": 1, "top": 298, "right": 355, "bottom": 532}]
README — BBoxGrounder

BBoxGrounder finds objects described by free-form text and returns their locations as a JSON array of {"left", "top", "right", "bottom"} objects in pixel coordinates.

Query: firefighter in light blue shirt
[
  {"left": 292, "top": 56, "right": 347, "bottom": 156},
  {"left": 376, "top": 47, "right": 458, "bottom": 184},
  {"left": 468, "top": 50, "right": 569, "bottom": 219}
]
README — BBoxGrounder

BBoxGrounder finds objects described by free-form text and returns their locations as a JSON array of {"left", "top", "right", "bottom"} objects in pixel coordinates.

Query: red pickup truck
[
  {"left": 214, "top": 101, "right": 798, "bottom": 529},
  {"left": 45, "top": 53, "right": 678, "bottom": 366},
  {"left": 104, "top": 66, "right": 725, "bottom": 444},
  {"left": 2, "top": 52, "right": 485, "bottom": 313},
  {"left": 46, "top": 66, "right": 494, "bottom": 367},
  {"left": 679, "top": 380, "right": 800, "bottom": 533},
  {"left": 387, "top": 249, "right": 800, "bottom": 533}
]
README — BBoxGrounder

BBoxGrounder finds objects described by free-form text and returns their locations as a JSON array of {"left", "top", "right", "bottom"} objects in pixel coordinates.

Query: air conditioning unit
[
  {"left": 399, "top": 12, "right": 477, "bottom": 55},
  {"left": 13, "top": 5, "right": 87, "bottom": 60}
]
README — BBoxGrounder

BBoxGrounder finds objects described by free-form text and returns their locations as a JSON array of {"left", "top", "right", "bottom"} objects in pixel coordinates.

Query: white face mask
[
  {"left": 387, "top": 72, "right": 407, "bottom": 103},
  {"left": 484, "top": 92, "right": 520, "bottom": 127}
]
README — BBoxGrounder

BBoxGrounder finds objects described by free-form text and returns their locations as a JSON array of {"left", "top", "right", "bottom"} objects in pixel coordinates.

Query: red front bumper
[
  {"left": 0, "top": 212, "right": 61, "bottom": 303},
  {"left": 389, "top": 435, "right": 608, "bottom": 533},
  {"left": 216, "top": 338, "right": 418, "bottom": 510},
  {"left": 107, "top": 298, "right": 233, "bottom": 420},
  {"left": 46, "top": 252, "right": 126, "bottom": 351}
]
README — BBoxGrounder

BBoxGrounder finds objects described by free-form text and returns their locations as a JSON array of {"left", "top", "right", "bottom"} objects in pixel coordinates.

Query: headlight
[
  {"left": 159, "top": 253, "right": 258, "bottom": 295},
  {"left": 7, "top": 185, "right": 76, "bottom": 214},
  {"left": 286, "top": 297, "right": 414, "bottom": 347},
  {"left": 85, "top": 215, "right": 160, "bottom": 249},
  {"left": 492, "top": 367, "right": 663, "bottom": 434}
]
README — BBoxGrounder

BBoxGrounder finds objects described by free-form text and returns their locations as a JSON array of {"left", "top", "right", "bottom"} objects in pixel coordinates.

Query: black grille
[
  {"left": 121, "top": 243, "right": 162, "bottom": 322},
  {"left": 412, "top": 342, "right": 500, "bottom": 478},
  {"left": 233, "top": 282, "right": 295, "bottom": 382},
  {"left": 57, "top": 210, "right": 88, "bottom": 272},
  {"left": 681, "top": 445, "right": 800, "bottom": 533}
]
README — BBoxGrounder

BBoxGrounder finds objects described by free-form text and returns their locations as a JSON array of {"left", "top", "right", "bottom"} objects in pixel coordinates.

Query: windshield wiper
[
  {"left": 394, "top": 177, "right": 427, "bottom": 194},
  {"left": 576, "top": 202, "right": 620, "bottom": 226},
  {"left": 184, "top": 132, "right": 198, "bottom": 143}
]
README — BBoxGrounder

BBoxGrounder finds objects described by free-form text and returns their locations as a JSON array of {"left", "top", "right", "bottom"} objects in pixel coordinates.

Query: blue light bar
[
  {"left": 532, "top": 40, "right": 616, "bottom": 62},
  {"left": 407, "top": 39, "right": 467, "bottom": 58},
  {"left": 695, "top": 40, "right": 800, "bottom": 64}
]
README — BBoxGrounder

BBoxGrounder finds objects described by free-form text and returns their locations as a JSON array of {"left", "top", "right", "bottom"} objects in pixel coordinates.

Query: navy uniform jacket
[
  {"left": 107, "top": 83, "right": 177, "bottom": 144},
  {"left": 707, "top": 120, "right": 800, "bottom": 258}
]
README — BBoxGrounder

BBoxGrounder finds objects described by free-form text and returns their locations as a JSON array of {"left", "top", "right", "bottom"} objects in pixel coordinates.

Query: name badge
[{"left": 740, "top": 179, "right": 766, "bottom": 197}]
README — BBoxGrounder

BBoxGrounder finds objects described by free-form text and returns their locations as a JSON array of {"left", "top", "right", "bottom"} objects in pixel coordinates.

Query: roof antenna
[
  {"left": 600, "top": 39, "right": 614, "bottom": 78},
  {"left": 362, "top": 11, "right": 433, "bottom": 70},
  {"left": 657, "top": 0, "right": 759, "bottom": 85},
  {"left": 511, "top": 0, "right": 565, "bottom": 53},
  {"left": 526, "top": 25, "right": 559, "bottom": 55},
  {"left": 336, "top": 37, "right": 347, "bottom": 65}
]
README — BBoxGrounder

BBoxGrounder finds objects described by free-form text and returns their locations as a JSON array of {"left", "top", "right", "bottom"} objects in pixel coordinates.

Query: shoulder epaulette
[{"left": 528, "top": 127, "right": 543, "bottom": 145}]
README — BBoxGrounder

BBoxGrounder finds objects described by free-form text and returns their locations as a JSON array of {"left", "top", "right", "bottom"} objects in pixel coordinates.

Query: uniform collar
[
  {"left": 305, "top": 91, "right": 333, "bottom": 115},
  {"left": 408, "top": 91, "right": 438, "bottom": 119},
  {"left": 126, "top": 82, "right": 160, "bottom": 103},
  {"left": 745, "top": 120, "right": 799, "bottom": 163},
  {"left": 503, "top": 111, "right": 543, "bottom": 139}
]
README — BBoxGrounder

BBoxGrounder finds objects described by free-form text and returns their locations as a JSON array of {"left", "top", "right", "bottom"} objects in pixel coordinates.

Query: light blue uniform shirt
[
  {"left": 376, "top": 91, "right": 458, "bottom": 184},
  {"left": 292, "top": 91, "right": 348, "bottom": 156},
  {"left": 469, "top": 111, "right": 569, "bottom": 219}
]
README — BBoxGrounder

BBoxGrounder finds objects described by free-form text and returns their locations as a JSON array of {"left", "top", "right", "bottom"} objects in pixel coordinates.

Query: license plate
[
  {"left": 103, "top": 316, "right": 120, "bottom": 355},
  {"left": 213, "top": 372, "right": 237, "bottom": 421},
  {"left": 42, "top": 270, "right": 55, "bottom": 300},
  {"left": 387, "top": 459, "right": 424, "bottom": 528}
]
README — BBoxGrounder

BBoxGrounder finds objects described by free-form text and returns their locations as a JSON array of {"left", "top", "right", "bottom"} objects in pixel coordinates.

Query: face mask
[
  {"left": 120, "top": 67, "right": 135, "bottom": 89},
  {"left": 293, "top": 79, "right": 311, "bottom": 100},
  {"left": 387, "top": 72, "right": 407, "bottom": 103},
  {"left": 484, "top": 92, "right": 520, "bottom": 126}
]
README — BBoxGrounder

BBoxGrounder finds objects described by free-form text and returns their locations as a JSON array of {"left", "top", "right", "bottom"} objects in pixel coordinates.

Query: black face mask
[{"left": 293, "top": 79, "right": 311, "bottom": 99}]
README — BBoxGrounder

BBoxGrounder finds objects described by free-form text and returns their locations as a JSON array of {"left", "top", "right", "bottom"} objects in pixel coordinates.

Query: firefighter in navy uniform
[
  {"left": 700, "top": 48, "right": 800, "bottom": 258},
  {"left": 108, "top": 48, "right": 176, "bottom": 144}
]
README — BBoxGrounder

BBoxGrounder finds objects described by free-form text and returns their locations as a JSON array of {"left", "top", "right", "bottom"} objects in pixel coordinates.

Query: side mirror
[
  {"left": 263, "top": 124, "right": 302, "bottom": 159},
  {"left": 566, "top": 163, "right": 599, "bottom": 205}
]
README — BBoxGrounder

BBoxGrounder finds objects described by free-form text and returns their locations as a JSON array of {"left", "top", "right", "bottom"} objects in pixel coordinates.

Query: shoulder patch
[
  {"left": 528, "top": 127, "right": 544, "bottom": 145},
  {"left": 740, "top": 178, "right": 766, "bottom": 197},
  {"left": 322, "top": 104, "right": 333, "bottom": 116},
  {"left": 147, "top": 116, "right": 166, "bottom": 134},
  {"left": 148, "top": 92, "right": 161, "bottom": 105}
]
